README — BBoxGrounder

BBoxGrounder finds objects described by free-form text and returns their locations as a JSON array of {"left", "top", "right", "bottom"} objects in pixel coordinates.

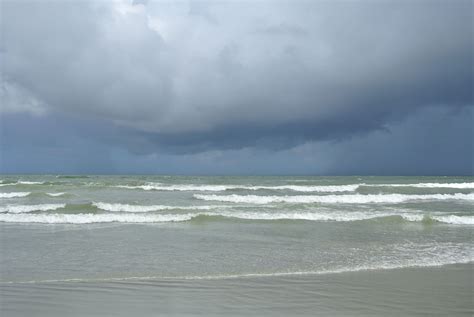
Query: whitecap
[
  {"left": 46, "top": 192, "right": 66, "bottom": 197},
  {"left": 193, "top": 193, "right": 474, "bottom": 204},
  {"left": 92, "top": 202, "right": 222, "bottom": 213},
  {"left": 364, "top": 182, "right": 474, "bottom": 189},
  {"left": 431, "top": 215, "right": 474, "bottom": 225},
  {"left": 0, "top": 213, "right": 194, "bottom": 223},
  {"left": 18, "top": 181, "right": 45, "bottom": 185},
  {"left": 0, "top": 204, "right": 66, "bottom": 213},
  {"left": 0, "top": 192, "right": 31, "bottom": 198},
  {"left": 115, "top": 183, "right": 359, "bottom": 192}
]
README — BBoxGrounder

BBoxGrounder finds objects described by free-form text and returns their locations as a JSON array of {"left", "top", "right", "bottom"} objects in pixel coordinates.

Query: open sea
[{"left": 0, "top": 175, "right": 472, "bottom": 316}]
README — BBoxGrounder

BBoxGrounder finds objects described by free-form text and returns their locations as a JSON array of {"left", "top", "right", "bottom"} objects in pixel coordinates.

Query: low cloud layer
[{"left": 1, "top": 0, "right": 472, "bottom": 174}]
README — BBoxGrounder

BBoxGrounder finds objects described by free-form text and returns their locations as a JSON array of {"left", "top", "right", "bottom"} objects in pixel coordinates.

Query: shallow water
[
  {"left": 1, "top": 264, "right": 472, "bottom": 316},
  {"left": 0, "top": 175, "right": 473, "bottom": 315}
]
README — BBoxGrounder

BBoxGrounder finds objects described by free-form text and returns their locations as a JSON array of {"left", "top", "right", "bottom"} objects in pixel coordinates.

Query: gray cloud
[
  {"left": 1, "top": 106, "right": 471, "bottom": 175},
  {"left": 0, "top": 0, "right": 472, "bottom": 172}
]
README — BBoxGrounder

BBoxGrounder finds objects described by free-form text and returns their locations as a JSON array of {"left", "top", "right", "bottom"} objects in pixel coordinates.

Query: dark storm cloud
[
  {"left": 1, "top": 106, "right": 471, "bottom": 175},
  {"left": 0, "top": 0, "right": 472, "bottom": 174}
]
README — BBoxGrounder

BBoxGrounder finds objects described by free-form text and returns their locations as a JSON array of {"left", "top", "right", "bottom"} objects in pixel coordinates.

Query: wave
[
  {"left": 1, "top": 192, "right": 67, "bottom": 198},
  {"left": 194, "top": 193, "right": 474, "bottom": 204},
  {"left": 174, "top": 256, "right": 473, "bottom": 280},
  {"left": 56, "top": 175, "right": 90, "bottom": 179},
  {"left": 115, "top": 183, "right": 359, "bottom": 192},
  {"left": 0, "top": 181, "right": 45, "bottom": 187},
  {"left": 211, "top": 210, "right": 392, "bottom": 222},
  {"left": 0, "top": 213, "right": 194, "bottom": 223},
  {"left": 364, "top": 182, "right": 474, "bottom": 189},
  {"left": 0, "top": 209, "right": 472, "bottom": 225},
  {"left": 116, "top": 184, "right": 234, "bottom": 191},
  {"left": 46, "top": 192, "right": 66, "bottom": 197},
  {"left": 0, "top": 192, "right": 31, "bottom": 198},
  {"left": 210, "top": 211, "right": 474, "bottom": 225},
  {"left": 428, "top": 215, "right": 474, "bottom": 225},
  {"left": 1, "top": 249, "right": 471, "bottom": 284},
  {"left": 111, "top": 182, "right": 474, "bottom": 192},
  {"left": 18, "top": 181, "right": 45, "bottom": 185},
  {"left": 0, "top": 204, "right": 66, "bottom": 214},
  {"left": 92, "top": 202, "right": 224, "bottom": 213}
]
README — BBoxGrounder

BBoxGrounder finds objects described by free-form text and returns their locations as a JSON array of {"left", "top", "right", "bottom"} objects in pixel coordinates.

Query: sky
[{"left": 0, "top": 0, "right": 472, "bottom": 175}]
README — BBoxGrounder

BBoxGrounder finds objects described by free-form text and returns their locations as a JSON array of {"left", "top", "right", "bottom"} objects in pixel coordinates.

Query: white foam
[
  {"left": 3, "top": 248, "right": 471, "bottom": 283},
  {"left": 0, "top": 210, "right": 381, "bottom": 223},
  {"left": 0, "top": 213, "right": 194, "bottom": 223},
  {"left": 18, "top": 181, "right": 45, "bottom": 185},
  {"left": 177, "top": 256, "right": 473, "bottom": 280},
  {"left": 431, "top": 215, "right": 474, "bottom": 225},
  {"left": 365, "top": 182, "right": 474, "bottom": 189},
  {"left": 209, "top": 211, "right": 474, "bottom": 225},
  {"left": 93, "top": 202, "right": 220, "bottom": 212},
  {"left": 399, "top": 214, "right": 474, "bottom": 225},
  {"left": 193, "top": 193, "right": 474, "bottom": 204},
  {"left": 0, "top": 192, "right": 31, "bottom": 198},
  {"left": 0, "top": 209, "right": 472, "bottom": 225},
  {"left": 400, "top": 214, "right": 425, "bottom": 222},
  {"left": 115, "top": 184, "right": 244, "bottom": 192},
  {"left": 115, "top": 183, "right": 359, "bottom": 192},
  {"left": 46, "top": 192, "right": 66, "bottom": 197},
  {"left": 0, "top": 204, "right": 66, "bottom": 214},
  {"left": 210, "top": 210, "right": 394, "bottom": 222},
  {"left": 113, "top": 182, "right": 474, "bottom": 191},
  {"left": 256, "top": 185, "right": 359, "bottom": 192},
  {"left": 0, "top": 181, "right": 46, "bottom": 187}
]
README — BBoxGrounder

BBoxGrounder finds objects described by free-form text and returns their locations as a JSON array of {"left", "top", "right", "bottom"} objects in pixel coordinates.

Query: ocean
[{"left": 0, "top": 175, "right": 472, "bottom": 316}]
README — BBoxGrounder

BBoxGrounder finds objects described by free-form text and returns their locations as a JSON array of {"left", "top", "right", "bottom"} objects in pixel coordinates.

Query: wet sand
[{"left": 1, "top": 263, "right": 472, "bottom": 316}]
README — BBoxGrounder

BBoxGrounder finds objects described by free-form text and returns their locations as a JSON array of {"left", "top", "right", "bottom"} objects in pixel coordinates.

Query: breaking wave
[
  {"left": 115, "top": 183, "right": 359, "bottom": 192},
  {"left": 46, "top": 192, "right": 66, "bottom": 197},
  {"left": 193, "top": 193, "right": 474, "bottom": 204},
  {"left": 0, "top": 204, "right": 66, "bottom": 214},
  {"left": 56, "top": 175, "right": 90, "bottom": 179},
  {"left": 17, "top": 181, "right": 45, "bottom": 185},
  {"left": 92, "top": 202, "right": 224, "bottom": 212},
  {"left": 364, "top": 182, "right": 474, "bottom": 189},
  {"left": 0, "top": 213, "right": 194, "bottom": 224},
  {"left": 110, "top": 182, "right": 474, "bottom": 192},
  {"left": 0, "top": 181, "right": 45, "bottom": 186},
  {"left": 0, "top": 192, "right": 31, "bottom": 198},
  {"left": 0, "top": 210, "right": 472, "bottom": 225},
  {"left": 400, "top": 214, "right": 474, "bottom": 225}
]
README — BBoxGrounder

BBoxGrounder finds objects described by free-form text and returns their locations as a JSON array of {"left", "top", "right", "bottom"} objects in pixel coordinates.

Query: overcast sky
[{"left": 0, "top": 0, "right": 472, "bottom": 175}]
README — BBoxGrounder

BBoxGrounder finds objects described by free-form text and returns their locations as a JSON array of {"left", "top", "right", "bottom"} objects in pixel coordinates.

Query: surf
[
  {"left": 193, "top": 193, "right": 474, "bottom": 204},
  {"left": 0, "top": 192, "right": 31, "bottom": 198}
]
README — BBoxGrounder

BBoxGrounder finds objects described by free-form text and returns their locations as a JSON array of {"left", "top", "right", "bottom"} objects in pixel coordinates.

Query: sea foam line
[
  {"left": 1, "top": 255, "right": 471, "bottom": 284},
  {"left": 193, "top": 193, "right": 474, "bottom": 204}
]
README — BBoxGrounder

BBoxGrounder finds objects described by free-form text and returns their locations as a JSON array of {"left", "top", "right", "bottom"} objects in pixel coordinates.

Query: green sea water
[{"left": 0, "top": 175, "right": 473, "bottom": 316}]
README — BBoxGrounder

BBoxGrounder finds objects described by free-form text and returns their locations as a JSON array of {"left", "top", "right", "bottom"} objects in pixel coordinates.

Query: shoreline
[
  {"left": 2, "top": 263, "right": 472, "bottom": 316},
  {"left": 1, "top": 261, "right": 472, "bottom": 285}
]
